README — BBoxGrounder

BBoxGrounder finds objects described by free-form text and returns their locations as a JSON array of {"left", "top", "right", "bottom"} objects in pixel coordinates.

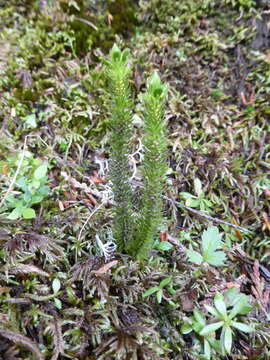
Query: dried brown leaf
[
  {"left": 50, "top": 317, "right": 65, "bottom": 360},
  {"left": 89, "top": 170, "right": 107, "bottom": 184},
  {"left": 5, "top": 298, "right": 31, "bottom": 305},
  {"left": 251, "top": 260, "right": 270, "bottom": 314},
  {"left": 0, "top": 329, "right": 44, "bottom": 360},
  {"left": 0, "top": 287, "right": 11, "bottom": 295},
  {"left": 180, "top": 290, "right": 197, "bottom": 312},
  {"left": 1, "top": 344, "right": 21, "bottom": 360},
  {"left": 94, "top": 260, "right": 118, "bottom": 275},
  {"left": 15, "top": 69, "right": 33, "bottom": 88},
  {"left": 0, "top": 313, "right": 9, "bottom": 325},
  {"left": 262, "top": 212, "right": 270, "bottom": 231},
  {"left": 9, "top": 264, "right": 49, "bottom": 277},
  {"left": 5, "top": 232, "right": 64, "bottom": 262},
  {"left": 61, "top": 171, "right": 89, "bottom": 191},
  {"left": 58, "top": 200, "right": 65, "bottom": 211}
]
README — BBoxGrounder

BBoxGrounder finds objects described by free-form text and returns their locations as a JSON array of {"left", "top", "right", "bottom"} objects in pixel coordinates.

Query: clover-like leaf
[
  {"left": 204, "top": 251, "right": 226, "bottom": 266},
  {"left": 34, "top": 163, "right": 48, "bottom": 180},
  {"left": 202, "top": 226, "right": 223, "bottom": 254},
  {"left": 200, "top": 226, "right": 227, "bottom": 267},
  {"left": 186, "top": 246, "right": 203, "bottom": 264},
  {"left": 24, "top": 114, "right": 37, "bottom": 128}
]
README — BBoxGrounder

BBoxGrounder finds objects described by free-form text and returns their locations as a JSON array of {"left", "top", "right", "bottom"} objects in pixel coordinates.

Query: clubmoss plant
[
  {"left": 105, "top": 44, "right": 134, "bottom": 252},
  {"left": 105, "top": 44, "right": 168, "bottom": 260},
  {"left": 127, "top": 72, "right": 168, "bottom": 259}
]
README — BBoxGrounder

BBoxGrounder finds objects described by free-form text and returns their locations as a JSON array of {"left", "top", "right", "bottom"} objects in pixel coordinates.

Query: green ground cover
[{"left": 0, "top": 0, "right": 270, "bottom": 359}]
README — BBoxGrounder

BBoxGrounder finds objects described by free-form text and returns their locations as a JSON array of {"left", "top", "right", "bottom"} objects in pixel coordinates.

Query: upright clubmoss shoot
[
  {"left": 127, "top": 72, "right": 168, "bottom": 260},
  {"left": 105, "top": 45, "right": 168, "bottom": 260},
  {"left": 105, "top": 44, "right": 134, "bottom": 252}
]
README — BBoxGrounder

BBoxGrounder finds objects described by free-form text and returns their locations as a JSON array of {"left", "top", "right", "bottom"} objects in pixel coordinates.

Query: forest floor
[{"left": 0, "top": 1, "right": 270, "bottom": 359}]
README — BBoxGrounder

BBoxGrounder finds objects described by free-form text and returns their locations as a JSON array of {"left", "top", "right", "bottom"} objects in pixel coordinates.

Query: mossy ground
[{"left": 0, "top": 0, "right": 270, "bottom": 359}]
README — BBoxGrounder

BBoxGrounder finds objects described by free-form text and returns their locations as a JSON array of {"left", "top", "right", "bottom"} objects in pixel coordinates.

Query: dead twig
[{"left": 163, "top": 196, "right": 252, "bottom": 233}]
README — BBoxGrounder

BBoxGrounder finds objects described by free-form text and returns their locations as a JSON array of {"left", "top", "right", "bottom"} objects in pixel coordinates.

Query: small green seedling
[
  {"left": 154, "top": 241, "right": 174, "bottom": 252},
  {"left": 4, "top": 153, "right": 50, "bottom": 220},
  {"left": 180, "top": 178, "right": 213, "bottom": 211},
  {"left": 186, "top": 226, "right": 227, "bottom": 267},
  {"left": 181, "top": 309, "right": 221, "bottom": 360},
  {"left": 143, "top": 276, "right": 174, "bottom": 304},
  {"left": 182, "top": 288, "right": 253, "bottom": 359},
  {"left": 201, "top": 290, "right": 253, "bottom": 355}
]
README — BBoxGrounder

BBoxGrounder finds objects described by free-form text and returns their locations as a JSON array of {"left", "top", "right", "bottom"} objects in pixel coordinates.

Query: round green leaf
[
  {"left": 34, "top": 163, "right": 47, "bottom": 180},
  {"left": 22, "top": 208, "right": 36, "bottom": 219},
  {"left": 204, "top": 251, "right": 226, "bottom": 267},
  {"left": 155, "top": 241, "right": 173, "bottom": 251}
]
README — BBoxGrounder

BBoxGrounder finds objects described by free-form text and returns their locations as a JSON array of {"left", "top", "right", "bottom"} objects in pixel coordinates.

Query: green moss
[
  {"left": 0, "top": 1, "right": 269, "bottom": 357},
  {"left": 106, "top": 0, "right": 138, "bottom": 37},
  {"left": 59, "top": 0, "right": 138, "bottom": 56}
]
